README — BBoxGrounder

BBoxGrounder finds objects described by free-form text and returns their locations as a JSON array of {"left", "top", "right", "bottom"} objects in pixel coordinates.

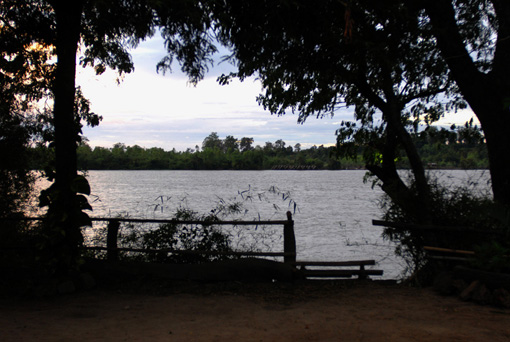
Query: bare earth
[{"left": 1, "top": 281, "right": 509, "bottom": 342}]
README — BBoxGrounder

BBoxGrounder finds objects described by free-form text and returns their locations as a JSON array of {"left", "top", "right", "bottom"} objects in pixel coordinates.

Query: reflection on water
[{"left": 34, "top": 169, "right": 490, "bottom": 280}]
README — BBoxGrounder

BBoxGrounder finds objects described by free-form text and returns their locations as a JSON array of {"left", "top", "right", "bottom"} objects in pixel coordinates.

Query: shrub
[
  {"left": 380, "top": 172, "right": 509, "bottom": 281},
  {"left": 88, "top": 185, "right": 298, "bottom": 264},
  {"left": 140, "top": 208, "right": 234, "bottom": 263}
]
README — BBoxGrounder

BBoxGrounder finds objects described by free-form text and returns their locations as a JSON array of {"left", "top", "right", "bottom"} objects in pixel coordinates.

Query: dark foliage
[
  {"left": 381, "top": 175, "right": 510, "bottom": 281},
  {"left": 26, "top": 129, "right": 489, "bottom": 171},
  {"left": 139, "top": 209, "right": 234, "bottom": 264}
]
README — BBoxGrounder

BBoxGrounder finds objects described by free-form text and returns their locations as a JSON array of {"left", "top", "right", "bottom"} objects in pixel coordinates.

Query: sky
[{"left": 76, "top": 35, "right": 479, "bottom": 152}]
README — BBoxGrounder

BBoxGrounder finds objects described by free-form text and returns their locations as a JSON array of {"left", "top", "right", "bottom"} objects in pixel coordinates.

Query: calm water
[{"left": 36, "top": 169, "right": 491, "bottom": 279}]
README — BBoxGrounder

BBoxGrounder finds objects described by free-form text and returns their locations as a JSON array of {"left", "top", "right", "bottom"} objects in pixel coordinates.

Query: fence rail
[{"left": 372, "top": 219, "right": 502, "bottom": 235}]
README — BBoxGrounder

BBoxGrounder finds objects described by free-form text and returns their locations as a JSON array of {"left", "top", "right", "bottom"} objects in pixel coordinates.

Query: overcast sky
[{"left": 76, "top": 35, "right": 478, "bottom": 152}]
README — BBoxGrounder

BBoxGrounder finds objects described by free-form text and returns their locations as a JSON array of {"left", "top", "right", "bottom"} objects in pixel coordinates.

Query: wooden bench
[
  {"left": 293, "top": 260, "right": 383, "bottom": 279},
  {"left": 423, "top": 246, "right": 474, "bottom": 262}
]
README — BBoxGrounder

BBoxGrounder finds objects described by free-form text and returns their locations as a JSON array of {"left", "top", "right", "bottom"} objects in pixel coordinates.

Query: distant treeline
[
  {"left": 28, "top": 130, "right": 488, "bottom": 171},
  {"left": 411, "top": 125, "right": 488, "bottom": 169}
]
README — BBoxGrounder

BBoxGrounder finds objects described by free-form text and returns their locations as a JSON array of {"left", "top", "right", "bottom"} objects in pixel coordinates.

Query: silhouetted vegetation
[
  {"left": 380, "top": 175, "right": 510, "bottom": 283},
  {"left": 1, "top": 0, "right": 224, "bottom": 275},
  {"left": 213, "top": 0, "right": 508, "bottom": 284},
  {"left": 2, "top": 0, "right": 506, "bottom": 285},
  {"left": 87, "top": 185, "right": 295, "bottom": 265}
]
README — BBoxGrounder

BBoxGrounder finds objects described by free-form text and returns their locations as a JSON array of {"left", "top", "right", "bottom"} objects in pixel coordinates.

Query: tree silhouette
[
  {"left": 418, "top": 0, "right": 510, "bottom": 205},
  {"left": 215, "top": 0, "right": 510, "bottom": 207},
  {"left": 214, "top": 0, "right": 460, "bottom": 220},
  {"left": 239, "top": 137, "right": 254, "bottom": 152},
  {"left": 223, "top": 135, "right": 239, "bottom": 152},
  {"left": 202, "top": 132, "right": 223, "bottom": 150},
  {"left": 3, "top": 0, "right": 218, "bottom": 273},
  {"left": 0, "top": 0, "right": 55, "bottom": 237}
]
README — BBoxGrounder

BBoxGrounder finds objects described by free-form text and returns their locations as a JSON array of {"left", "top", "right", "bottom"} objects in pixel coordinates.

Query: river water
[{"left": 35, "top": 169, "right": 491, "bottom": 280}]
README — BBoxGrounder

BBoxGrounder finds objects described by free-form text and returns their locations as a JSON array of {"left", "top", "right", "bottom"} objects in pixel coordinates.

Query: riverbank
[{"left": 2, "top": 280, "right": 508, "bottom": 342}]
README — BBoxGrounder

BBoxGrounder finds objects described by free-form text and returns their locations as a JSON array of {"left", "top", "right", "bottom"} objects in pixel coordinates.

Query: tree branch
[
  {"left": 423, "top": 0, "right": 488, "bottom": 115},
  {"left": 401, "top": 84, "right": 449, "bottom": 104}
]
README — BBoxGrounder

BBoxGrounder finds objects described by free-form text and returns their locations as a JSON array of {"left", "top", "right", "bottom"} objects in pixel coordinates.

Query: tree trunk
[
  {"left": 478, "top": 108, "right": 510, "bottom": 205},
  {"left": 367, "top": 118, "right": 428, "bottom": 222},
  {"left": 385, "top": 98, "right": 431, "bottom": 214},
  {"left": 53, "top": 1, "right": 81, "bottom": 190},
  {"left": 364, "top": 79, "right": 432, "bottom": 222},
  {"left": 45, "top": 0, "right": 84, "bottom": 273},
  {"left": 424, "top": 0, "right": 510, "bottom": 205}
]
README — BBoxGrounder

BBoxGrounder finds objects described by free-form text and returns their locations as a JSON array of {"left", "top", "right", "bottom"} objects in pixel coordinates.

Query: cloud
[
  {"left": 78, "top": 35, "right": 480, "bottom": 152},
  {"left": 77, "top": 42, "right": 344, "bottom": 151}
]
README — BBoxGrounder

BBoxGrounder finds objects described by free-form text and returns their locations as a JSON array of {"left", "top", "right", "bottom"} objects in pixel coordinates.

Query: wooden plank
[
  {"left": 0, "top": 216, "right": 289, "bottom": 226},
  {"left": 89, "top": 217, "right": 289, "bottom": 226},
  {"left": 424, "top": 246, "right": 475, "bottom": 255},
  {"left": 294, "top": 260, "right": 375, "bottom": 267},
  {"left": 372, "top": 219, "right": 468, "bottom": 231},
  {"left": 302, "top": 269, "right": 383, "bottom": 278},
  {"left": 427, "top": 255, "right": 471, "bottom": 262},
  {"left": 352, "top": 269, "right": 383, "bottom": 276},
  {"left": 302, "top": 270, "right": 354, "bottom": 278},
  {"left": 372, "top": 220, "right": 495, "bottom": 235},
  {"left": 82, "top": 246, "right": 294, "bottom": 257}
]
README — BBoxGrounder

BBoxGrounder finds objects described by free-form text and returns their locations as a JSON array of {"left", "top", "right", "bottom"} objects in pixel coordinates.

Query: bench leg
[{"left": 358, "top": 265, "right": 367, "bottom": 280}]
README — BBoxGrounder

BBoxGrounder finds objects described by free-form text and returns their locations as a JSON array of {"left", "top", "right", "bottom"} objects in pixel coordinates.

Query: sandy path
[{"left": 1, "top": 281, "right": 509, "bottom": 342}]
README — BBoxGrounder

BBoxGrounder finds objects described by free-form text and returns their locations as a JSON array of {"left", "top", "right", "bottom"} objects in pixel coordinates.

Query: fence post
[
  {"left": 107, "top": 219, "right": 120, "bottom": 261},
  {"left": 283, "top": 211, "right": 296, "bottom": 264}
]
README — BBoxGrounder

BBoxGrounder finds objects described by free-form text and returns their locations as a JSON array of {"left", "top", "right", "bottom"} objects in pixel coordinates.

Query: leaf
[
  {"left": 76, "top": 211, "right": 92, "bottom": 227},
  {"left": 76, "top": 194, "right": 92, "bottom": 211},
  {"left": 72, "top": 175, "right": 91, "bottom": 195}
]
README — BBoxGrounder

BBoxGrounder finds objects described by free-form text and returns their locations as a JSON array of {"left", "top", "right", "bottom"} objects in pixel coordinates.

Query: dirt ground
[{"left": 1, "top": 280, "right": 509, "bottom": 342}]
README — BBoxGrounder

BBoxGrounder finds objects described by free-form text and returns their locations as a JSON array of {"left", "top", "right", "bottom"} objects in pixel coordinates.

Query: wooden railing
[
  {"left": 4, "top": 212, "right": 297, "bottom": 264},
  {"left": 90, "top": 212, "right": 296, "bottom": 264},
  {"left": 2, "top": 214, "right": 387, "bottom": 279}
]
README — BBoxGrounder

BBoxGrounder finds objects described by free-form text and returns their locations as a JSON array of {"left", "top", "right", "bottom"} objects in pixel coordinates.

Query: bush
[
  {"left": 88, "top": 185, "right": 297, "bottom": 264},
  {"left": 380, "top": 172, "right": 510, "bottom": 281},
  {"left": 140, "top": 208, "right": 234, "bottom": 263}
]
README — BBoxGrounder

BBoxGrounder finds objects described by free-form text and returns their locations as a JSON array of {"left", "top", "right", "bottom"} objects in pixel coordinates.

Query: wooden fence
[
  {"left": 3, "top": 214, "right": 386, "bottom": 279},
  {"left": 4, "top": 212, "right": 297, "bottom": 264},
  {"left": 90, "top": 212, "right": 297, "bottom": 264}
]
